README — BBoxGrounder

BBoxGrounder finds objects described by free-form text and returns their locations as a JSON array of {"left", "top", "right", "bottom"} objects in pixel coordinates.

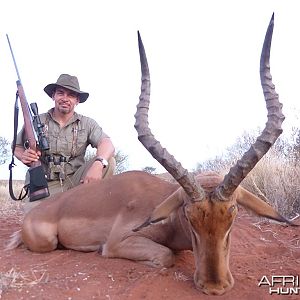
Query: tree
[
  {"left": 142, "top": 166, "right": 157, "bottom": 174},
  {"left": 195, "top": 129, "right": 260, "bottom": 173},
  {"left": 114, "top": 150, "right": 129, "bottom": 174},
  {"left": 0, "top": 136, "right": 10, "bottom": 165}
]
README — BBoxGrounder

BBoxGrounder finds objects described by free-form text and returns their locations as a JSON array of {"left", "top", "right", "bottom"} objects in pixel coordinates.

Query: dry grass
[
  {"left": 0, "top": 267, "right": 49, "bottom": 298},
  {"left": 241, "top": 151, "right": 300, "bottom": 218},
  {"left": 174, "top": 271, "right": 191, "bottom": 282},
  {"left": 0, "top": 180, "right": 24, "bottom": 219}
]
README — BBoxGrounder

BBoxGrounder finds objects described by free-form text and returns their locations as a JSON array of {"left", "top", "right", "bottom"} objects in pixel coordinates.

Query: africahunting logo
[{"left": 258, "top": 275, "right": 300, "bottom": 295}]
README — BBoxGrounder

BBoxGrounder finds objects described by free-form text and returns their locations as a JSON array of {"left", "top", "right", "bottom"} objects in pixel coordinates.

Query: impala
[{"left": 8, "top": 14, "right": 294, "bottom": 295}]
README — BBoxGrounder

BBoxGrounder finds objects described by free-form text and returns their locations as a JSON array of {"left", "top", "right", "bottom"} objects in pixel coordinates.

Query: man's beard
[{"left": 58, "top": 104, "right": 72, "bottom": 114}]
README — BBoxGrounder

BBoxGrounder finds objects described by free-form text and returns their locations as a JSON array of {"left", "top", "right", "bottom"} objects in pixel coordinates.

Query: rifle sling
[{"left": 8, "top": 92, "right": 28, "bottom": 201}]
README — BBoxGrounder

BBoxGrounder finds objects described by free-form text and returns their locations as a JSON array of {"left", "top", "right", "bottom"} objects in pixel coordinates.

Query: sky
[{"left": 1, "top": 0, "right": 300, "bottom": 180}]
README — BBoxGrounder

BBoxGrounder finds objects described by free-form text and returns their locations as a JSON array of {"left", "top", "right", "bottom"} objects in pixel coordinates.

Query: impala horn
[
  {"left": 215, "top": 13, "right": 285, "bottom": 200},
  {"left": 134, "top": 31, "right": 205, "bottom": 202}
]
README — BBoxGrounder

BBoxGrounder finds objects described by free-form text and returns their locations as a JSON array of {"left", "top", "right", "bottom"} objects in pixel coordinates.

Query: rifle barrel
[{"left": 6, "top": 34, "right": 22, "bottom": 82}]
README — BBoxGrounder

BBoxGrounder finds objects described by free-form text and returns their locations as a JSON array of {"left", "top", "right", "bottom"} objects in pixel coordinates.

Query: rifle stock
[
  {"left": 16, "top": 81, "right": 37, "bottom": 152},
  {"left": 7, "top": 36, "right": 50, "bottom": 201}
]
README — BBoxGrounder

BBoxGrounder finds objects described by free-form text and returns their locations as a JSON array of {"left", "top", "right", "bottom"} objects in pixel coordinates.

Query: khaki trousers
[{"left": 23, "top": 157, "right": 116, "bottom": 213}]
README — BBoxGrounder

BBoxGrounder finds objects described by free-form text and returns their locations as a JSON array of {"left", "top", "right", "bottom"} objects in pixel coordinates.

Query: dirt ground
[{"left": 0, "top": 208, "right": 299, "bottom": 300}]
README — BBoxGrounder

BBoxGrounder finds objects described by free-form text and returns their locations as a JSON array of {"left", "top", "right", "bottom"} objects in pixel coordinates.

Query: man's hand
[
  {"left": 80, "top": 161, "right": 104, "bottom": 184},
  {"left": 16, "top": 147, "right": 41, "bottom": 166}
]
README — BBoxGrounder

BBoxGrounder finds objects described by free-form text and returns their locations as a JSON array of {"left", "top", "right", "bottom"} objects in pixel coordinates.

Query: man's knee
[{"left": 103, "top": 157, "right": 116, "bottom": 179}]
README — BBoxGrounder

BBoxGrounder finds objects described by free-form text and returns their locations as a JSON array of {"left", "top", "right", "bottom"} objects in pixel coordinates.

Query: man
[{"left": 14, "top": 74, "right": 115, "bottom": 207}]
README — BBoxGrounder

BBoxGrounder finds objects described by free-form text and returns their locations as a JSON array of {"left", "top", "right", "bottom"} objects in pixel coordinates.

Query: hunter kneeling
[{"left": 14, "top": 74, "right": 116, "bottom": 212}]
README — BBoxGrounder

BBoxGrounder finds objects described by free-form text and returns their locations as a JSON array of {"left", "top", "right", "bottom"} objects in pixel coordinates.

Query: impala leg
[
  {"left": 102, "top": 236, "right": 175, "bottom": 268},
  {"left": 22, "top": 218, "right": 58, "bottom": 252}
]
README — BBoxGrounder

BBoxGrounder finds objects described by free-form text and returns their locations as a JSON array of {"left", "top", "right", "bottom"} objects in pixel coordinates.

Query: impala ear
[
  {"left": 133, "top": 188, "right": 185, "bottom": 232},
  {"left": 236, "top": 187, "right": 298, "bottom": 226}
]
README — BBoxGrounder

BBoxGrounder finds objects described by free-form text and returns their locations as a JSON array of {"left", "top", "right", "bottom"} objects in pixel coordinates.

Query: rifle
[{"left": 7, "top": 34, "right": 50, "bottom": 201}]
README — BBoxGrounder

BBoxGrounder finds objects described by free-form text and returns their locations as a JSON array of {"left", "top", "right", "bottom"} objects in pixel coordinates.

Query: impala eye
[{"left": 228, "top": 205, "right": 236, "bottom": 214}]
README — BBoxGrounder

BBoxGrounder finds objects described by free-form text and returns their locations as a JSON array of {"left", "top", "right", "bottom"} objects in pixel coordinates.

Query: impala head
[
  {"left": 134, "top": 14, "right": 290, "bottom": 295},
  {"left": 185, "top": 173, "right": 236, "bottom": 295}
]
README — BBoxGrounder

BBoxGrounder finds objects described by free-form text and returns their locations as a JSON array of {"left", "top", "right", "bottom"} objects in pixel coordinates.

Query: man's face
[{"left": 53, "top": 87, "right": 80, "bottom": 114}]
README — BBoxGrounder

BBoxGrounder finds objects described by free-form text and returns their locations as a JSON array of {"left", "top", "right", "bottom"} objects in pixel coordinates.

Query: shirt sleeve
[{"left": 87, "top": 117, "right": 109, "bottom": 148}]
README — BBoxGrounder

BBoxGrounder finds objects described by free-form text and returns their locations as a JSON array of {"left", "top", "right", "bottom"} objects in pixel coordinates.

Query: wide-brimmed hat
[{"left": 44, "top": 74, "right": 89, "bottom": 103}]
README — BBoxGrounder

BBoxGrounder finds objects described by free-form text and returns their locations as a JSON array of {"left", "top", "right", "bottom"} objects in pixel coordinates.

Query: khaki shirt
[{"left": 16, "top": 108, "right": 108, "bottom": 177}]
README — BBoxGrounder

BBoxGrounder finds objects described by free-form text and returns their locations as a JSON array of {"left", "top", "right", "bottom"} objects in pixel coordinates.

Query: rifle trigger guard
[{"left": 24, "top": 140, "right": 30, "bottom": 149}]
